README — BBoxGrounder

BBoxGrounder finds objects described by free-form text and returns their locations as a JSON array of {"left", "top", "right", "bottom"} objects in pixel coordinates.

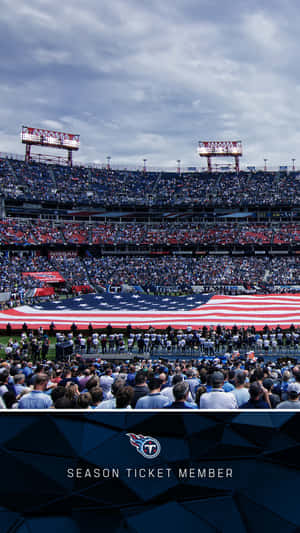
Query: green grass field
[{"left": 0, "top": 335, "right": 57, "bottom": 361}]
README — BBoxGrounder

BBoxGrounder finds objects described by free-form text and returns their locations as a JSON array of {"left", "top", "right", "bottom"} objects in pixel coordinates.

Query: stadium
[
  {"left": 0, "top": 129, "right": 300, "bottom": 411},
  {"left": 3, "top": 4, "right": 300, "bottom": 533},
  {"left": 0, "top": 131, "right": 300, "bottom": 331}
]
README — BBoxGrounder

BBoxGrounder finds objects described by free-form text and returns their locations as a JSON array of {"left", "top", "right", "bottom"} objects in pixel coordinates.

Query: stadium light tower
[
  {"left": 143, "top": 158, "right": 147, "bottom": 173},
  {"left": 264, "top": 158, "right": 268, "bottom": 171},
  {"left": 292, "top": 158, "right": 296, "bottom": 171},
  {"left": 197, "top": 141, "right": 242, "bottom": 172},
  {"left": 21, "top": 126, "right": 80, "bottom": 166},
  {"left": 107, "top": 156, "right": 111, "bottom": 170},
  {"left": 177, "top": 159, "right": 181, "bottom": 174}
]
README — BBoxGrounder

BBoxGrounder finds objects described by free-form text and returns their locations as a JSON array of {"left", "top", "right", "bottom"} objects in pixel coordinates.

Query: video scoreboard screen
[
  {"left": 21, "top": 126, "right": 80, "bottom": 150},
  {"left": 198, "top": 140, "right": 242, "bottom": 156}
]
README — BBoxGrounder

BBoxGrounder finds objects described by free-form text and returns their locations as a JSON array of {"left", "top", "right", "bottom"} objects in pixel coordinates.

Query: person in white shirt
[{"left": 200, "top": 371, "right": 238, "bottom": 410}]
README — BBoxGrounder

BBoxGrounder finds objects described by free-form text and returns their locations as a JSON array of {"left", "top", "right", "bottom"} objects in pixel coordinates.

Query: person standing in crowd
[
  {"left": 164, "top": 382, "right": 197, "bottom": 409},
  {"left": 232, "top": 372, "right": 250, "bottom": 407},
  {"left": 96, "top": 378, "right": 125, "bottom": 409},
  {"left": 240, "top": 382, "right": 271, "bottom": 409},
  {"left": 135, "top": 377, "right": 169, "bottom": 409},
  {"left": 276, "top": 383, "right": 300, "bottom": 409},
  {"left": 199, "top": 371, "right": 238, "bottom": 409},
  {"left": 131, "top": 371, "right": 149, "bottom": 408},
  {"left": 18, "top": 373, "right": 53, "bottom": 409}
]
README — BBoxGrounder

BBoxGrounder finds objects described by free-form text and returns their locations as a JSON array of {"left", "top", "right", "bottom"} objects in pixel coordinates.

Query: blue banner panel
[{"left": 0, "top": 412, "right": 299, "bottom": 532}]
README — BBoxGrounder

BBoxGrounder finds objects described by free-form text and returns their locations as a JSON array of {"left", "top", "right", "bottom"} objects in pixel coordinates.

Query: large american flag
[{"left": 1, "top": 293, "right": 300, "bottom": 330}]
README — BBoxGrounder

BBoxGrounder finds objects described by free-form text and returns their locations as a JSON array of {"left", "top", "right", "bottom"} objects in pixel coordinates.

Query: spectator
[
  {"left": 99, "top": 368, "right": 114, "bottom": 396},
  {"left": 135, "top": 377, "right": 169, "bottom": 409},
  {"left": 263, "top": 378, "right": 280, "bottom": 408},
  {"left": 232, "top": 372, "right": 250, "bottom": 407},
  {"left": 96, "top": 378, "right": 125, "bottom": 409},
  {"left": 90, "top": 387, "right": 104, "bottom": 408},
  {"left": 3, "top": 391, "right": 18, "bottom": 408},
  {"left": 77, "top": 392, "right": 92, "bottom": 409},
  {"left": 276, "top": 383, "right": 300, "bottom": 409},
  {"left": 199, "top": 371, "right": 238, "bottom": 409},
  {"left": 164, "top": 382, "right": 197, "bottom": 409},
  {"left": 131, "top": 371, "right": 149, "bottom": 408},
  {"left": 240, "top": 382, "right": 271, "bottom": 409},
  {"left": 18, "top": 373, "right": 53, "bottom": 409},
  {"left": 115, "top": 386, "right": 134, "bottom": 409},
  {"left": 14, "top": 373, "right": 28, "bottom": 397}
]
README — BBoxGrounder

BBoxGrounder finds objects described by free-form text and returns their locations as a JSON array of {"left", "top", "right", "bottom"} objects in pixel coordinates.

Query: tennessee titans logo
[{"left": 126, "top": 433, "right": 161, "bottom": 459}]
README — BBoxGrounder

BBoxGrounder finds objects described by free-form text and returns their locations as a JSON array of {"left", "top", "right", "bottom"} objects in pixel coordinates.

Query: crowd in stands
[
  {"left": 0, "top": 219, "right": 64, "bottom": 245},
  {"left": 1, "top": 253, "right": 300, "bottom": 303},
  {"left": 2, "top": 157, "right": 300, "bottom": 207},
  {"left": 2, "top": 220, "right": 300, "bottom": 247},
  {"left": 2, "top": 158, "right": 300, "bottom": 301},
  {"left": 1, "top": 324, "right": 300, "bottom": 409},
  {"left": 0, "top": 159, "right": 155, "bottom": 205},
  {"left": 85, "top": 255, "right": 300, "bottom": 292},
  {"left": 62, "top": 223, "right": 90, "bottom": 244},
  {"left": 0, "top": 254, "right": 55, "bottom": 296},
  {"left": 50, "top": 254, "right": 90, "bottom": 288},
  {"left": 0, "top": 252, "right": 91, "bottom": 304},
  {"left": 90, "top": 223, "right": 277, "bottom": 246},
  {"left": 1, "top": 219, "right": 300, "bottom": 247}
]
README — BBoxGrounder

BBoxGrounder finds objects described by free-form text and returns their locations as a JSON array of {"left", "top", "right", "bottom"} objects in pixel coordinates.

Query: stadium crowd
[
  {"left": 1, "top": 324, "right": 300, "bottom": 409},
  {"left": 1, "top": 157, "right": 300, "bottom": 410},
  {"left": 2, "top": 157, "right": 300, "bottom": 207},
  {"left": 85, "top": 255, "right": 300, "bottom": 292},
  {"left": 1, "top": 253, "right": 300, "bottom": 306},
  {"left": 0, "top": 252, "right": 92, "bottom": 305},
  {"left": 2, "top": 220, "right": 300, "bottom": 246},
  {"left": 0, "top": 254, "right": 55, "bottom": 296}
]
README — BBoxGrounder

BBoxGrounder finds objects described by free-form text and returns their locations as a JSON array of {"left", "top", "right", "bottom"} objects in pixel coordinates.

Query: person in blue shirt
[
  {"left": 14, "top": 373, "right": 27, "bottom": 396},
  {"left": 125, "top": 365, "right": 136, "bottom": 387},
  {"left": 21, "top": 362, "right": 34, "bottom": 385},
  {"left": 135, "top": 377, "right": 169, "bottom": 409},
  {"left": 60, "top": 369, "right": 80, "bottom": 389},
  {"left": 18, "top": 373, "right": 53, "bottom": 409},
  {"left": 185, "top": 369, "right": 200, "bottom": 399},
  {"left": 240, "top": 381, "right": 270, "bottom": 409}
]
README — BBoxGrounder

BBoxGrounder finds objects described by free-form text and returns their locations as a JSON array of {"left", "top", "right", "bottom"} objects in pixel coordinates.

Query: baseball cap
[
  {"left": 263, "top": 378, "right": 274, "bottom": 390},
  {"left": 288, "top": 383, "right": 300, "bottom": 395}
]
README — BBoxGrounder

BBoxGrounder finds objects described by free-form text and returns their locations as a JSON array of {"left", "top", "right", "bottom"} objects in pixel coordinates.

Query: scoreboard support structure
[
  {"left": 198, "top": 141, "right": 242, "bottom": 172},
  {"left": 21, "top": 126, "right": 80, "bottom": 166}
]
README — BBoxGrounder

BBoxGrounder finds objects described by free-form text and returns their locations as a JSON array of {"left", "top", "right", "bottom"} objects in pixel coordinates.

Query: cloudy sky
[{"left": 0, "top": 0, "right": 299, "bottom": 169}]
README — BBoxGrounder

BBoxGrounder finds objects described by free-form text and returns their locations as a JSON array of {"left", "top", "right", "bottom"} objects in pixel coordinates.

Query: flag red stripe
[{"left": 2, "top": 294, "right": 300, "bottom": 330}]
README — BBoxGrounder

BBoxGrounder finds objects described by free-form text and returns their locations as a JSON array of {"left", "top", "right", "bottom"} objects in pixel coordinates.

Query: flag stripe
[{"left": 1, "top": 293, "right": 300, "bottom": 330}]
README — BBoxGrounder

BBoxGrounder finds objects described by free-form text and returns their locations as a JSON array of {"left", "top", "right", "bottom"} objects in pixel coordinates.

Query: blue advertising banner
[{"left": 0, "top": 412, "right": 299, "bottom": 532}]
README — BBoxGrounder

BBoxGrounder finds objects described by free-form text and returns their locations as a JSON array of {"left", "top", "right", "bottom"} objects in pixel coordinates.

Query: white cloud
[
  {"left": 0, "top": 0, "right": 299, "bottom": 168},
  {"left": 243, "top": 11, "right": 282, "bottom": 53},
  {"left": 34, "top": 49, "right": 71, "bottom": 65},
  {"left": 41, "top": 120, "right": 64, "bottom": 130}
]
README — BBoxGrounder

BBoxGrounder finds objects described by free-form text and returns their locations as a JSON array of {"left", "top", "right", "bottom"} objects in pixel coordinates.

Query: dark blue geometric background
[{"left": 0, "top": 413, "right": 299, "bottom": 532}]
